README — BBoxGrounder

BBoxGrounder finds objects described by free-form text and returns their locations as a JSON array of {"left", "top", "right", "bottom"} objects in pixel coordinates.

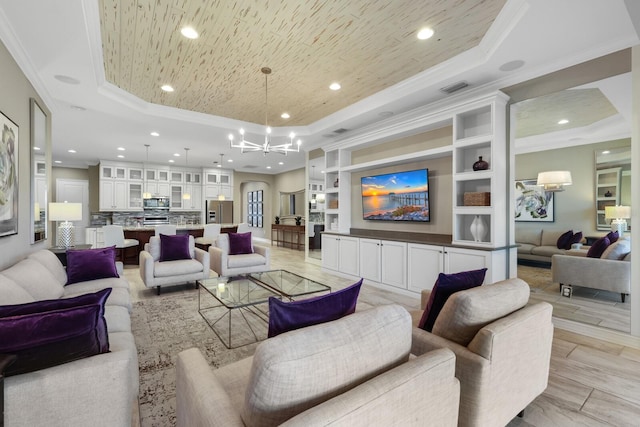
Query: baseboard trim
[{"left": 553, "top": 317, "right": 640, "bottom": 349}]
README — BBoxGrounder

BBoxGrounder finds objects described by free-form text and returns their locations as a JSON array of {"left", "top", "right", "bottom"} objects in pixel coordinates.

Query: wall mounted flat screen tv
[{"left": 361, "top": 169, "right": 430, "bottom": 222}]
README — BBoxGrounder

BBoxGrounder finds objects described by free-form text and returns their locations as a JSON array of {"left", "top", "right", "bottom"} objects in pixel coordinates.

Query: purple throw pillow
[
  {"left": 418, "top": 268, "right": 487, "bottom": 332},
  {"left": 159, "top": 233, "right": 191, "bottom": 261},
  {"left": 569, "top": 231, "right": 583, "bottom": 247},
  {"left": 0, "top": 288, "right": 111, "bottom": 376},
  {"left": 228, "top": 232, "right": 253, "bottom": 255},
  {"left": 557, "top": 230, "right": 574, "bottom": 249},
  {"left": 587, "top": 237, "right": 611, "bottom": 258},
  {"left": 268, "top": 279, "right": 362, "bottom": 338},
  {"left": 66, "top": 246, "right": 119, "bottom": 285},
  {"left": 605, "top": 230, "right": 619, "bottom": 243}
]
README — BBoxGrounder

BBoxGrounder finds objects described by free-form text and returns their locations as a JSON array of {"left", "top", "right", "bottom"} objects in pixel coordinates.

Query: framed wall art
[
  {"left": 0, "top": 110, "right": 19, "bottom": 237},
  {"left": 515, "top": 179, "right": 554, "bottom": 222}
]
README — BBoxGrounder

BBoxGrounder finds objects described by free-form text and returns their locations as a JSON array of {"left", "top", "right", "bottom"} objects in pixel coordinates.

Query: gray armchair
[
  {"left": 140, "top": 235, "right": 210, "bottom": 294},
  {"left": 209, "top": 233, "right": 270, "bottom": 277}
]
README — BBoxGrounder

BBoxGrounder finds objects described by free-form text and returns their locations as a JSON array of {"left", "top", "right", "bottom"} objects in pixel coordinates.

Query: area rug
[{"left": 132, "top": 290, "right": 259, "bottom": 426}]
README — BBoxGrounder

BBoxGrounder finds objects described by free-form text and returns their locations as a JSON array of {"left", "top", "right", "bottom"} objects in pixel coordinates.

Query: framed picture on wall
[
  {"left": 257, "top": 203, "right": 262, "bottom": 215},
  {"left": 257, "top": 190, "right": 263, "bottom": 202},
  {"left": 248, "top": 191, "right": 254, "bottom": 202},
  {"left": 258, "top": 216, "right": 263, "bottom": 228},
  {"left": 0, "top": 110, "right": 19, "bottom": 237},
  {"left": 248, "top": 203, "right": 253, "bottom": 215},
  {"left": 515, "top": 179, "right": 555, "bottom": 222}
]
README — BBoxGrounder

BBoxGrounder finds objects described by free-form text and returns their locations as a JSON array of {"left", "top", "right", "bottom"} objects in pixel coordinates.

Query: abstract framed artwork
[
  {"left": 0, "top": 110, "right": 19, "bottom": 237},
  {"left": 515, "top": 179, "right": 554, "bottom": 222}
]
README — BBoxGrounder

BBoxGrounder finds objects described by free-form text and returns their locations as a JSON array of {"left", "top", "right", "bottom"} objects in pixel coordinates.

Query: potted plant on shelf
[
  {"left": 275, "top": 216, "right": 280, "bottom": 224},
  {"left": 295, "top": 216, "right": 302, "bottom": 226}
]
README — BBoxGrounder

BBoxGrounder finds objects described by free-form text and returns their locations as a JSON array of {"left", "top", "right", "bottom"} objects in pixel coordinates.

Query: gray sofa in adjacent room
[{"left": 516, "top": 228, "right": 582, "bottom": 264}]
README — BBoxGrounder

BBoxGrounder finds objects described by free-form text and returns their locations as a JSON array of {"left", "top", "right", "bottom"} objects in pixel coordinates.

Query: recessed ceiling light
[
  {"left": 558, "top": 119, "right": 569, "bottom": 125},
  {"left": 117, "top": 155, "right": 124, "bottom": 158},
  {"left": 602, "top": 150, "right": 610, "bottom": 154},
  {"left": 150, "top": 132, "right": 159, "bottom": 137},
  {"left": 161, "top": 84, "right": 174, "bottom": 92},
  {"left": 417, "top": 27, "right": 434, "bottom": 40},
  {"left": 68, "top": 149, "right": 76, "bottom": 153},
  {"left": 329, "top": 82, "right": 341, "bottom": 91},
  {"left": 266, "top": 166, "right": 272, "bottom": 169},
  {"left": 278, "top": 162, "right": 284, "bottom": 165},
  {"left": 217, "top": 164, "right": 221, "bottom": 168},
  {"left": 321, "top": 170, "right": 325, "bottom": 174},
  {"left": 34, "top": 146, "right": 41, "bottom": 151},
  {"left": 173, "top": 153, "right": 180, "bottom": 157},
  {"left": 54, "top": 75, "right": 80, "bottom": 84},
  {"left": 54, "top": 160, "right": 62, "bottom": 164},
  {"left": 281, "top": 112, "right": 290, "bottom": 119},
  {"left": 227, "top": 159, "right": 233, "bottom": 163},
  {"left": 499, "top": 60, "right": 525, "bottom": 72},
  {"left": 169, "top": 159, "right": 175, "bottom": 163},
  {"left": 180, "top": 26, "right": 199, "bottom": 39},
  {"left": 117, "top": 147, "right": 125, "bottom": 151}
]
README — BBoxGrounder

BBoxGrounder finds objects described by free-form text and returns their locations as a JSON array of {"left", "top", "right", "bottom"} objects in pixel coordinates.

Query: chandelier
[{"left": 229, "top": 67, "right": 301, "bottom": 155}]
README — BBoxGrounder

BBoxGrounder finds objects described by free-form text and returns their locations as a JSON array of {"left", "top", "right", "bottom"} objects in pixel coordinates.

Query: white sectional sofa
[{"left": 0, "top": 249, "right": 138, "bottom": 427}]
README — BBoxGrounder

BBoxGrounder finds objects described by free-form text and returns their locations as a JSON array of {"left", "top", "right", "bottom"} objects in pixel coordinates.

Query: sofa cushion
[
  {"left": 0, "top": 274, "right": 35, "bottom": 305},
  {"left": 216, "top": 233, "right": 231, "bottom": 254},
  {"left": 66, "top": 246, "right": 119, "bottom": 285},
  {"left": 587, "top": 237, "right": 610, "bottom": 258},
  {"left": 227, "top": 253, "right": 267, "bottom": 268},
  {"left": 531, "top": 246, "right": 566, "bottom": 257},
  {"left": 569, "top": 231, "right": 583, "bottom": 246},
  {"left": 541, "top": 229, "right": 567, "bottom": 247},
  {"left": 241, "top": 304, "right": 411, "bottom": 427},
  {"left": 27, "top": 249, "right": 68, "bottom": 286},
  {"left": 154, "top": 259, "right": 203, "bottom": 277},
  {"left": 0, "top": 288, "right": 111, "bottom": 376},
  {"left": 418, "top": 268, "right": 487, "bottom": 332},
  {"left": 556, "top": 230, "right": 574, "bottom": 249},
  {"left": 432, "top": 278, "right": 530, "bottom": 346},
  {"left": 160, "top": 234, "right": 191, "bottom": 261},
  {"left": 515, "top": 229, "right": 542, "bottom": 246},
  {"left": 229, "top": 232, "right": 253, "bottom": 255},
  {"left": 268, "top": 279, "right": 362, "bottom": 338},
  {"left": 601, "top": 239, "right": 631, "bottom": 260},
  {"left": 516, "top": 243, "right": 536, "bottom": 255},
  {"left": 1, "top": 258, "right": 64, "bottom": 300}
]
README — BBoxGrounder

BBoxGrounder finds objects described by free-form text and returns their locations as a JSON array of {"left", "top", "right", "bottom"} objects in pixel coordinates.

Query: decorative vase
[
  {"left": 275, "top": 217, "right": 280, "bottom": 224},
  {"left": 333, "top": 178, "right": 339, "bottom": 188},
  {"left": 472, "top": 156, "right": 489, "bottom": 171},
  {"left": 470, "top": 215, "right": 487, "bottom": 242},
  {"left": 295, "top": 220, "right": 301, "bottom": 226}
]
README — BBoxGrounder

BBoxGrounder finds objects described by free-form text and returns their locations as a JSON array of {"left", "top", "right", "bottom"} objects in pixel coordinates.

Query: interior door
[{"left": 56, "top": 179, "right": 90, "bottom": 245}]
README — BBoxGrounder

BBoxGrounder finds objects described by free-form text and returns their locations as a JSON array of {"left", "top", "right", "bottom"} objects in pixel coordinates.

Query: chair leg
[
  {"left": 621, "top": 293, "right": 626, "bottom": 303},
  {"left": 517, "top": 409, "right": 524, "bottom": 418},
  {"left": 156, "top": 286, "right": 161, "bottom": 296}
]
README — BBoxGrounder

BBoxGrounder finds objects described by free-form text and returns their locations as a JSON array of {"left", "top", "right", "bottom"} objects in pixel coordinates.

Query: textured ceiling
[
  {"left": 515, "top": 88, "right": 618, "bottom": 138},
  {"left": 99, "top": 0, "right": 507, "bottom": 127}
]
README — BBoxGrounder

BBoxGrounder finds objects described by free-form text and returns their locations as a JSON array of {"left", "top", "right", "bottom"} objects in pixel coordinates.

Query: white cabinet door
[
  {"left": 170, "top": 185, "right": 184, "bottom": 209},
  {"left": 128, "top": 182, "right": 143, "bottom": 210},
  {"left": 445, "top": 246, "right": 491, "bottom": 283},
  {"left": 407, "top": 243, "right": 444, "bottom": 293},
  {"left": 322, "top": 234, "right": 340, "bottom": 271},
  {"left": 380, "top": 240, "right": 407, "bottom": 289},
  {"left": 100, "top": 180, "right": 127, "bottom": 210},
  {"left": 359, "top": 238, "right": 381, "bottom": 282},
  {"left": 339, "top": 236, "right": 359, "bottom": 277},
  {"left": 183, "top": 185, "right": 202, "bottom": 210}
]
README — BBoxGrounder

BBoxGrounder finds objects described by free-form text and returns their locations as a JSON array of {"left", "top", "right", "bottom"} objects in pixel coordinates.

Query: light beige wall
[
  {"left": 349, "top": 127, "right": 453, "bottom": 234},
  {"left": 515, "top": 138, "right": 630, "bottom": 237},
  {"left": 0, "top": 39, "right": 51, "bottom": 269},
  {"left": 233, "top": 171, "right": 274, "bottom": 239}
]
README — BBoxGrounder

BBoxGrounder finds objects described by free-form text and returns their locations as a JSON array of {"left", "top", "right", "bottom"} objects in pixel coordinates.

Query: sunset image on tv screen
[{"left": 361, "top": 169, "right": 429, "bottom": 222}]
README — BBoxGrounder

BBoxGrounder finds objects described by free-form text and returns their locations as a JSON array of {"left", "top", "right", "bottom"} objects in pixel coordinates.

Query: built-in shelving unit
[{"left": 595, "top": 167, "right": 621, "bottom": 230}]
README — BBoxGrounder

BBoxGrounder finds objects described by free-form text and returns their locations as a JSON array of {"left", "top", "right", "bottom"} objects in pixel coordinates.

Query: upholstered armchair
[
  {"left": 411, "top": 278, "right": 553, "bottom": 427},
  {"left": 139, "top": 234, "right": 210, "bottom": 295},
  {"left": 209, "top": 233, "right": 270, "bottom": 277}
]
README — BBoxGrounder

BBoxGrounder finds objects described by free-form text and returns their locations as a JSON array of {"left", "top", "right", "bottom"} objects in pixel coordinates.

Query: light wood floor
[{"left": 130, "top": 245, "right": 640, "bottom": 426}]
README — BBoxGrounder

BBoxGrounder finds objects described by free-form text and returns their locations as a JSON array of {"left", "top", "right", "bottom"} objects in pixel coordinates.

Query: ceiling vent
[
  {"left": 333, "top": 128, "right": 349, "bottom": 134},
  {"left": 440, "top": 81, "right": 469, "bottom": 94}
]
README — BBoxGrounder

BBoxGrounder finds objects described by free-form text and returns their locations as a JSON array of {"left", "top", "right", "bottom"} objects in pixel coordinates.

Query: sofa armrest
[
  {"left": 176, "top": 348, "right": 244, "bottom": 427},
  {"left": 253, "top": 244, "right": 271, "bottom": 268},
  {"left": 5, "top": 347, "right": 135, "bottom": 426},
  {"left": 139, "top": 250, "right": 155, "bottom": 287},
  {"left": 194, "top": 247, "right": 210, "bottom": 273},
  {"left": 209, "top": 246, "right": 226, "bottom": 276}
]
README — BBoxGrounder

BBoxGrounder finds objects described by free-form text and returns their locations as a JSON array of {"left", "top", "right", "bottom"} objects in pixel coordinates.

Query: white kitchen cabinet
[
  {"left": 321, "top": 234, "right": 359, "bottom": 277},
  {"left": 128, "top": 182, "right": 143, "bottom": 210},
  {"left": 359, "top": 238, "right": 407, "bottom": 289},
  {"left": 85, "top": 228, "right": 105, "bottom": 248},
  {"left": 146, "top": 181, "right": 170, "bottom": 198},
  {"left": 170, "top": 185, "right": 184, "bottom": 209},
  {"left": 100, "top": 164, "right": 126, "bottom": 180},
  {"left": 100, "top": 180, "right": 127, "bottom": 210},
  {"left": 182, "top": 184, "right": 203, "bottom": 211}
]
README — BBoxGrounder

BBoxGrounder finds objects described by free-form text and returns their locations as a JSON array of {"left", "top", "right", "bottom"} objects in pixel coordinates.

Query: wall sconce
[
  {"left": 49, "top": 202, "right": 82, "bottom": 247},
  {"left": 605, "top": 205, "right": 631, "bottom": 235},
  {"left": 537, "top": 171, "right": 572, "bottom": 192}
]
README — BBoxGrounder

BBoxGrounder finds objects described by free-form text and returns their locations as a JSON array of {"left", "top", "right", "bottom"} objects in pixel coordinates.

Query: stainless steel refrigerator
[{"left": 206, "top": 200, "right": 233, "bottom": 224}]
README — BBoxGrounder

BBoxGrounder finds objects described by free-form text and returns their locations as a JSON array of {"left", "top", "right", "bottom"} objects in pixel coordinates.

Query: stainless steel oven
[
  {"left": 143, "top": 197, "right": 170, "bottom": 209},
  {"left": 143, "top": 215, "right": 170, "bottom": 226}
]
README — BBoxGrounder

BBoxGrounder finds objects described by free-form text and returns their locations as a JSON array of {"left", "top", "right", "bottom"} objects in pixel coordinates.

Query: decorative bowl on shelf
[{"left": 472, "top": 156, "right": 489, "bottom": 171}]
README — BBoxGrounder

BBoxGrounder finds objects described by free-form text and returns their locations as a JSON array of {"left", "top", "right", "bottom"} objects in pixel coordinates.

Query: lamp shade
[
  {"left": 605, "top": 205, "right": 631, "bottom": 219},
  {"left": 48, "top": 202, "right": 82, "bottom": 221},
  {"left": 536, "top": 171, "right": 572, "bottom": 192}
]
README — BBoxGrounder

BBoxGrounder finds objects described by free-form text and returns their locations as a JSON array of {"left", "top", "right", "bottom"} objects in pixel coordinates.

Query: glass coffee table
[{"left": 197, "top": 270, "right": 330, "bottom": 348}]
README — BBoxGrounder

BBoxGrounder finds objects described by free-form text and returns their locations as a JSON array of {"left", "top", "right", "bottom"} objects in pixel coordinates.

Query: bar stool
[
  {"left": 102, "top": 225, "right": 139, "bottom": 263},
  {"left": 195, "top": 224, "right": 221, "bottom": 250},
  {"left": 154, "top": 224, "right": 177, "bottom": 236}
]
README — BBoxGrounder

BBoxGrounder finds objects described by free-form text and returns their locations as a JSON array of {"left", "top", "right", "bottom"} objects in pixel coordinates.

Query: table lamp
[
  {"left": 49, "top": 202, "right": 82, "bottom": 247},
  {"left": 605, "top": 205, "right": 631, "bottom": 235}
]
